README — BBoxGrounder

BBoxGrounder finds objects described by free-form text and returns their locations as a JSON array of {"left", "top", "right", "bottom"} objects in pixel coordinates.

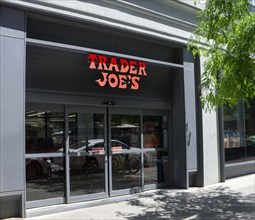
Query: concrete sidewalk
[{"left": 8, "top": 174, "right": 255, "bottom": 219}]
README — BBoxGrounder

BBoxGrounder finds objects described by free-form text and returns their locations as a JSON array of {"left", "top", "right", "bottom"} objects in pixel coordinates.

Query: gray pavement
[{"left": 7, "top": 174, "right": 255, "bottom": 219}]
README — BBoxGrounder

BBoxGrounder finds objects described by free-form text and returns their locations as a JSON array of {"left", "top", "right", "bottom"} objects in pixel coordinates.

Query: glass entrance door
[
  {"left": 109, "top": 109, "right": 170, "bottom": 195},
  {"left": 25, "top": 104, "right": 66, "bottom": 208},
  {"left": 66, "top": 106, "right": 108, "bottom": 202},
  {"left": 66, "top": 107, "right": 170, "bottom": 199},
  {"left": 110, "top": 113, "right": 142, "bottom": 195},
  {"left": 142, "top": 114, "right": 169, "bottom": 190},
  {"left": 26, "top": 104, "right": 171, "bottom": 207}
]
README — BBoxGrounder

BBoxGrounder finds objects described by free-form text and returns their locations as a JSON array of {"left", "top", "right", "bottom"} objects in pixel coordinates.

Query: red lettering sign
[
  {"left": 92, "top": 147, "right": 105, "bottom": 155},
  {"left": 111, "top": 146, "right": 122, "bottom": 154},
  {"left": 87, "top": 53, "right": 148, "bottom": 90}
]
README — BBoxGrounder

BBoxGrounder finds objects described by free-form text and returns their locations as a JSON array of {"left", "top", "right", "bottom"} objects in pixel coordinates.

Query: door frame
[
  {"left": 142, "top": 109, "right": 172, "bottom": 191},
  {"left": 108, "top": 107, "right": 171, "bottom": 196},
  {"left": 25, "top": 103, "right": 172, "bottom": 207},
  {"left": 25, "top": 103, "right": 65, "bottom": 209},
  {"left": 65, "top": 105, "right": 109, "bottom": 203},
  {"left": 108, "top": 107, "right": 143, "bottom": 196}
]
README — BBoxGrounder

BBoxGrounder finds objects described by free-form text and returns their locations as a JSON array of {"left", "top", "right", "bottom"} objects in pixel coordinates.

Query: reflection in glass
[
  {"left": 245, "top": 100, "right": 255, "bottom": 160},
  {"left": 26, "top": 158, "right": 64, "bottom": 201},
  {"left": 144, "top": 151, "right": 168, "bottom": 185},
  {"left": 112, "top": 153, "right": 141, "bottom": 190},
  {"left": 111, "top": 114, "right": 141, "bottom": 190},
  {"left": 111, "top": 114, "right": 140, "bottom": 148},
  {"left": 143, "top": 116, "right": 167, "bottom": 148},
  {"left": 224, "top": 103, "right": 246, "bottom": 163},
  {"left": 68, "top": 113, "right": 106, "bottom": 196},
  {"left": 70, "top": 155, "right": 105, "bottom": 196},
  {"left": 26, "top": 111, "right": 65, "bottom": 153}
]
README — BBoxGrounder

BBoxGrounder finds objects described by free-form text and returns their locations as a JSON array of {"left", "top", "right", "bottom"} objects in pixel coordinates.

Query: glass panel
[
  {"left": 26, "top": 157, "right": 64, "bottom": 201},
  {"left": 245, "top": 100, "right": 255, "bottom": 160},
  {"left": 69, "top": 154, "right": 105, "bottom": 196},
  {"left": 143, "top": 115, "right": 168, "bottom": 149},
  {"left": 111, "top": 114, "right": 141, "bottom": 190},
  {"left": 26, "top": 111, "right": 65, "bottom": 153},
  {"left": 112, "top": 152, "right": 141, "bottom": 190},
  {"left": 224, "top": 103, "right": 246, "bottom": 163},
  {"left": 111, "top": 115, "right": 140, "bottom": 149},
  {"left": 144, "top": 151, "right": 169, "bottom": 185},
  {"left": 69, "top": 113, "right": 106, "bottom": 196}
]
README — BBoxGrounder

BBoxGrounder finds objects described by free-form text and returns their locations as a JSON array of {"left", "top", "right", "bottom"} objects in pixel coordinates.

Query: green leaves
[{"left": 188, "top": 0, "right": 255, "bottom": 111}]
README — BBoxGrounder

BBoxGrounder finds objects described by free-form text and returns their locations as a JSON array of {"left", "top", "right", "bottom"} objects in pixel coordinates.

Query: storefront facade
[{"left": 0, "top": 0, "right": 254, "bottom": 218}]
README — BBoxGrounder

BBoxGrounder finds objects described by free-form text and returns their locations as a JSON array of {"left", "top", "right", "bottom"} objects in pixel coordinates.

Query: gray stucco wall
[
  {"left": 199, "top": 57, "right": 220, "bottom": 186},
  {"left": 1, "top": 0, "right": 198, "bottom": 45},
  {"left": 0, "top": 6, "right": 25, "bottom": 218}
]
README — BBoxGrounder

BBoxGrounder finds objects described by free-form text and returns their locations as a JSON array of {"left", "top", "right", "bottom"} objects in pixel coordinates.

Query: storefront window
[
  {"left": 224, "top": 103, "right": 245, "bottom": 163},
  {"left": 26, "top": 111, "right": 65, "bottom": 153},
  {"left": 25, "top": 110, "right": 65, "bottom": 202},
  {"left": 224, "top": 100, "right": 255, "bottom": 163},
  {"left": 245, "top": 100, "right": 255, "bottom": 160}
]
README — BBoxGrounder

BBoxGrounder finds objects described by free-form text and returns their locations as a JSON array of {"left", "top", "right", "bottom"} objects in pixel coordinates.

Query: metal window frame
[
  {"left": 108, "top": 107, "right": 143, "bottom": 195},
  {"left": 25, "top": 103, "right": 66, "bottom": 207},
  {"left": 65, "top": 105, "right": 109, "bottom": 202},
  {"left": 26, "top": 197, "right": 65, "bottom": 209}
]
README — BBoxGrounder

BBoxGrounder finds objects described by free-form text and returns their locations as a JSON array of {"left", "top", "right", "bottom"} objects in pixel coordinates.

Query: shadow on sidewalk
[{"left": 116, "top": 187, "right": 255, "bottom": 219}]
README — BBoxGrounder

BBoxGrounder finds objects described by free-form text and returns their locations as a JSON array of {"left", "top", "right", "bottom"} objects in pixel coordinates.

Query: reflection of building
[{"left": 0, "top": 1, "right": 254, "bottom": 218}]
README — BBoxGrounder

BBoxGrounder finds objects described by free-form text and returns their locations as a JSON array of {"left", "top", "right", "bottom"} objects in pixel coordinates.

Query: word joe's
[{"left": 88, "top": 53, "right": 148, "bottom": 90}]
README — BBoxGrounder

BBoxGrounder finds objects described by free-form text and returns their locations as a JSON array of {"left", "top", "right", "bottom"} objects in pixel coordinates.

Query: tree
[{"left": 188, "top": 0, "right": 255, "bottom": 111}]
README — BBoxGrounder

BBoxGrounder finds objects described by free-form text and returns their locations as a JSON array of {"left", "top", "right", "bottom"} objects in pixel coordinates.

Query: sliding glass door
[{"left": 26, "top": 104, "right": 171, "bottom": 207}]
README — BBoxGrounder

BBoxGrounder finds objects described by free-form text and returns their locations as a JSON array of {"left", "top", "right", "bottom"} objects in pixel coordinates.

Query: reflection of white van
[{"left": 54, "top": 139, "right": 140, "bottom": 174}]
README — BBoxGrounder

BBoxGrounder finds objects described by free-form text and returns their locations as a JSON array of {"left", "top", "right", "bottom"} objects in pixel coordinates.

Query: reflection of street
[
  {"left": 26, "top": 177, "right": 64, "bottom": 201},
  {"left": 144, "top": 166, "right": 158, "bottom": 184},
  {"left": 27, "top": 170, "right": 106, "bottom": 200},
  {"left": 26, "top": 154, "right": 169, "bottom": 201},
  {"left": 112, "top": 170, "right": 141, "bottom": 190},
  {"left": 70, "top": 170, "right": 105, "bottom": 196},
  {"left": 27, "top": 168, "right": 143, "bottom": 200}
]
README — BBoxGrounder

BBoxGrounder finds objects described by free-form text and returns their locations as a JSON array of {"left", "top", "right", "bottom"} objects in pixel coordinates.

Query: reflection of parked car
[
  {"left": 26, "top": 158, "right": 51, "bottom": 180},
  {"left": 54, "top": 139, "right": 144, "bottom": 174}
]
